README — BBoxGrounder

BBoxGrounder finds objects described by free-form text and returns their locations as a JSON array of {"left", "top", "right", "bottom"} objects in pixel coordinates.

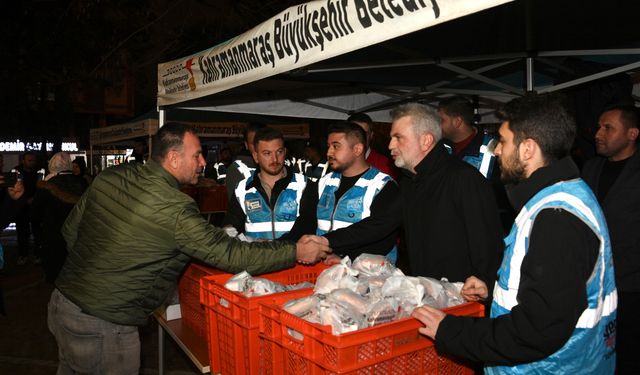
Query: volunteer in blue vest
[
  {"left": 413, "top": 93, "right": 617, "bottom": 374},
  {"left": 225, "top": 122, "right": 265, "bottom": 201},
  {"left": 438, "top": 96, "right": 497, "bottom": 178},
  {"left": 439, "top": 96, "right": 514, "bottom": 232},
  {"left": 283, "top": 121, "right": 399, "bottom": 262},
  {"left": 223, "top": 127, "right": 307, "bottom": 240}
]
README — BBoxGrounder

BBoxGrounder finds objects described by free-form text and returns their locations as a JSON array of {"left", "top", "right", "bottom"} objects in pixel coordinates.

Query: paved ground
[{"left": 0, "top": 228, "right": 203, "bottom": 374}]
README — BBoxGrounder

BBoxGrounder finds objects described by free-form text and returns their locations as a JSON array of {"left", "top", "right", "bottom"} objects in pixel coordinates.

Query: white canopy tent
[{"left": 157, "top": 0, "right": 640, "bottom": 123}]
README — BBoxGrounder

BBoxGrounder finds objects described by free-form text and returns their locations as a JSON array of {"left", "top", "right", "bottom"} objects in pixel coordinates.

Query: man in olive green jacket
[{"left": 47, "top": 122, "right": 330, "bottom": 375}]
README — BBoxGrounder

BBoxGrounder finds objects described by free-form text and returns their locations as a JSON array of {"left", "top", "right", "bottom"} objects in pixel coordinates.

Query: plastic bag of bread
[
  {"left": 381, "top": 275, "right": 425, "bottom": 307},
  {"left": 352, "top": 253, "right": 396, "bottom": 277},
  {"left": 314, "top": 257, "right": 359, "bottom": 294},
  {"left": 366, "top": 299, "right": 397, "bottom": 326},
  {"left": 320, "top": 290, "right": 368, "bottom": 334},
  {"left": 284, "top": 294, "right": 324, "bottom": 323},
  {"left": 224, "top": 271, "right": 252, "bottom": 292},
  {"left": 243, "top": 277, "right": 286, "bottom": 297}
]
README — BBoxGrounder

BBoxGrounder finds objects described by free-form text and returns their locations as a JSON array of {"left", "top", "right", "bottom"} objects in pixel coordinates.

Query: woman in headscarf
[{"left": 32, "top": 152, "right": 89, "bottom": 282}]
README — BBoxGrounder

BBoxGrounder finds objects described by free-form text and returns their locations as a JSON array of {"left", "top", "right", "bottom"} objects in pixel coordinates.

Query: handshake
[{"left": 295, "top": 235, "right": 335, "bottom": 265}]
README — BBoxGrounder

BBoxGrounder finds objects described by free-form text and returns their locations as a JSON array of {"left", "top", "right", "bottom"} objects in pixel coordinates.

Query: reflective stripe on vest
[
  {"left": 487, "top": 179, "right": 617, "bottom": 374},
  {"left": 316, "top": 167, "right": 391, "bottom": 235},
  {"left": 235, "top": 172, "right": 306, "bottom": 239},
  {"left": 233, "top": 160, "right": 255, "bottom": 180}
]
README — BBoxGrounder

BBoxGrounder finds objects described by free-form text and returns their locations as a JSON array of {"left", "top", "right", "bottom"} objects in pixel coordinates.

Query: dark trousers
[
  {"left": 15, "top": 212, "right": 31, "bottom": 257},
  {"left": 15, "top": 208, "right": 41, "bottom": 258},
  {"left": 617, "top": 291, "right": 640, "bottom": 374}
]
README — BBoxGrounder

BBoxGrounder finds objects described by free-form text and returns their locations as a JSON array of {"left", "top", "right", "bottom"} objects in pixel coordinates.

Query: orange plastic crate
[
  {"left": 200, "top": 263, "right": 328, "bottom": 375},
  {"left": 178, "top": 263, "right": 226, "bottom": 340},
  {"left": 259, "top": 300, "right": 484, "bottom": 374}
]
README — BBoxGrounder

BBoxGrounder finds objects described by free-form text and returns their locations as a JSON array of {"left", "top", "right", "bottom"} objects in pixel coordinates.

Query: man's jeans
[{"left": 47, "top": 289, "right": 140, "bottom": 375}]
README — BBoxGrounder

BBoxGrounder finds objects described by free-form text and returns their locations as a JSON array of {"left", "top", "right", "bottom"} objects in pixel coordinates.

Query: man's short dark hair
[
  {"left": 328, "top": 122, "right": 368, "bottom": 151},
  {"left": 151, "top": 122, "right": 194, "bottom": 163},
  {"left": 21, "top": 151, "right": 36, "bottom": 160},
  {"left": 438, "top": 96, "right": 474, "bottom": 126},
  {"left": 497, "top": 93, "right": 576, "bottom": 163},
  {"left": 252, "top": 127, "right": 284, "bottom": 148},
  {"left": 243, "top": 122, "right": 266, "bottom": 141},
  {"left": 602, "top": 104, "right": 639, "bottom": 130},
  {"left": 347, "top": 112, "right": 373, "bottom": 125}
]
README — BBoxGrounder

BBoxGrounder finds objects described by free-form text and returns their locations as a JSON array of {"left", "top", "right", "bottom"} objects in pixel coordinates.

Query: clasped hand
[{"left": 295, "top": 235, "right": 332, "bottom": 265}]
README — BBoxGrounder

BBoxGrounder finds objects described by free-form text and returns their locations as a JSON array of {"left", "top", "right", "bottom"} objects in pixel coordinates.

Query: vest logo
[
  {"left": 603, "top": 319, "right": 616, "bottom": 351},
  {"left": 245, "top": 199, "right": 262, "bottom": 212}
]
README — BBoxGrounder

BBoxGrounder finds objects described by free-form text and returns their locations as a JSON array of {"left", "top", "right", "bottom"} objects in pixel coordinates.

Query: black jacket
[
  {"left": 292, "top": 143, "right": 503, "bottom": 282},
  {"left": 582, "top": 150, "right": 640, "bottom": 292},
  {"left": 32, "top": 172, "right": 88, "bottom": 281},
  {"left": 436, "top": 157, "right": 599, "bottom": 366},
  {"left": 401, "top": 143, "right": 503, "bottom": 284}
]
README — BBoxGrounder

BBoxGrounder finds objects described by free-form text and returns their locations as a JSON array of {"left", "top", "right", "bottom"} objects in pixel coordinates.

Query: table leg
[{"left": 158, "top": 322, "right": 165, "bottom": 375}]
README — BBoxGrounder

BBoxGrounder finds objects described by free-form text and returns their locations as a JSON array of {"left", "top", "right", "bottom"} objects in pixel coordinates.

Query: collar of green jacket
[{"left": 145, "top": 159, "right": 180, "bottom": 190}]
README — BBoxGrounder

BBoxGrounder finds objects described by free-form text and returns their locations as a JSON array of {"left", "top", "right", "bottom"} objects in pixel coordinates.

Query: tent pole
[
  {"left": 158, "top": 107, "right": 166, "bottom": 127},
  {"left": 526, "top": 57, "right": 534, "bottom": 92}
]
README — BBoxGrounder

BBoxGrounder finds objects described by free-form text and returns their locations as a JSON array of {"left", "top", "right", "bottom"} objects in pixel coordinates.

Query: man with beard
[
  {"left": 223, "top": 127, "right": 308, "bottom": 240},
  {"left": 413, "top": 94, "right": 617, "bottom": 374},
  {"left": 48, "top": 123, "right": 330, "bottom": 374},
  {"left": 298, "top": 107, "right": 502, "bottom": 278},
  {"left": 582, "top": 104, "right": 639, "bottom": 374},
  {"left": 284, "top": 121, "right": 399, "bottom": 261}
]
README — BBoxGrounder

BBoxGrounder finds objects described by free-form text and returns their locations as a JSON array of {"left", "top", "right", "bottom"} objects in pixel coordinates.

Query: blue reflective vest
[
  {"left": 235, "top": 172, "right": 307, "bottom": 240},
  {"left": 488, "top": 179, "right": 617, "bottom": 374},
  {"left": 232, "top": 159, "right": 255, "bottom": 180},
  {"left": 445, "top": 131, "right": 497, "bottom": 178}
]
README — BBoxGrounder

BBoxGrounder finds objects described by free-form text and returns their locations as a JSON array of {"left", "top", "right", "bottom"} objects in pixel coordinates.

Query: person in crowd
[
  {"left": 438, "top": 96, "right": 515, "bottom": 232},
  {"left": 71, "top": 157, "right": 93, "bottom": 185},
  {"left": 300, "top": 104, "right": 503, "bottom": 286},
  {"left": 582, "top": 104, "right": 639, "bottom": 374},
  {"left": 208, "top": 146, "right": 233, "bottom": 184},
  {"left": 0, "top": 158, "right": 25, "bottom": 231},
  {"left": 348, "top": 112, "right": 398, "bottom": 180},
  {"left": 223, "top": 127, "right": 307, "bottom": 240},
  {"left": 32, "top": 152, "right": 88, "bottom": 283},
  {"left": 0, "top": 168, "right": 24, "bottom": 316},
  {"left": 302, "top": 139, "right": 329, "bottom": 182},
  {"left": 130, "top": 137, "right": 148, "bottom": 164},
  {"left": 47, "top": 122, "right": 330, "bottom": 374},
  {"left": 285, "top": 122, "right": 399, "bottom": 262},
  {"left": 14, "top": 151, "right": 41, "bottom": 266},
  {"left": 438, "top": 96, "right": 497, "bottom": 178},
  {"left": 413, "top": 93, "right": 617, "bottom": 374},
  {"left": 225, "top": 122, "right": 266, "bottom": 201}
]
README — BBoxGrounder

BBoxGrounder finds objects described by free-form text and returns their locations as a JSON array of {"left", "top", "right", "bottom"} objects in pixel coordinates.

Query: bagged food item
[
  {"left": 320, "top": 291, "right": 368, "bottom": 334},
  {"left": 355, "top": 275, "right": 388, "bottom": 296},
  {"left": 327, "top": 288, "right": 370, "bottom": 315},
  {"left": 440, "top": 278, "right": 465, "bottom": 307},
  {"left": 381, "top": 276, "right": 425, "bottom": 307},
  {"left": 285, "top": 281, "right": 315, "bottom": 291},
  {"left": 225, "top": 271, "right": 310, "bottom": 297},
  {"left": 244, "top": 277, "right": 286, "bottom": 297},
  {"left": 224, "top": 271, "right": 251, "bottom": 292},
  {"left": 352, "top": 253, "right": 396, "bottom": 277},
  {"left": 314, "top": 257, "right": 359, "bottom": 294},
  {"left": 366, "top": 299, "right": 397, "bottom": 326},
  {"left": 284, "top": 294, "right": 324, "bottom": 322}
]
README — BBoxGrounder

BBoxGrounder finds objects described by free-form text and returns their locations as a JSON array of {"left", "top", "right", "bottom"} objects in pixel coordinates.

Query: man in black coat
[
  {"left": 582, "top": 104, "right": 640, "bottom": 374},
  {"left": 298, "top": 103, "right": 503, "bottom": 288}
]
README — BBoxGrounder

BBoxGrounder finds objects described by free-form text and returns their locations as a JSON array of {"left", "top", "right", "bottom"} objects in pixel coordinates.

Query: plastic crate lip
[
  {"left": 259, "top": 301, "right": 483, "bottom": 375},
  {"left": 262, "top": 301, "right": 483, "bottom": 347},
  {"left": 199, "top": 262, "right": 328, "bottom": 307}
]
